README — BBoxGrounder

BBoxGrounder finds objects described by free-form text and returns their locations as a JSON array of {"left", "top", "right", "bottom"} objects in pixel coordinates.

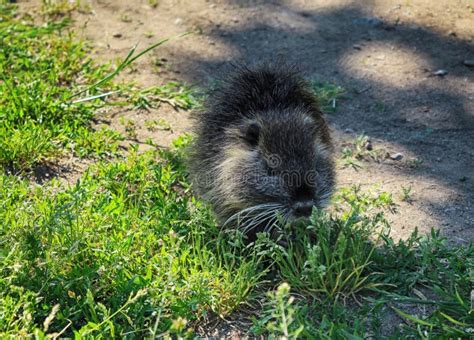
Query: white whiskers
[{"left": 223, "top": 203, "right": 286, "bottom": 235}]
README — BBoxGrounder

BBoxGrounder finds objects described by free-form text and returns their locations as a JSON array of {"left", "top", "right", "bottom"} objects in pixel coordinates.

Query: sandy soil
[{"left": 17, "top": 0, "right": 474, "bottom": 336}]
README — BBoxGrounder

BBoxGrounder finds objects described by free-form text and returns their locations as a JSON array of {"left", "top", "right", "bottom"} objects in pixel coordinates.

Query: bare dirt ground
[{"left": 22, "top": 1, "right": 473, "bottom": 239}]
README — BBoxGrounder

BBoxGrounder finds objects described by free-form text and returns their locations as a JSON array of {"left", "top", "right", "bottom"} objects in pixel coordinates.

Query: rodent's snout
[
  {"left": 189, "top": 62, "right": 336, "bottom": 230},
  {"left": 292, "top": 200, "right": 314, "bottom": 218},
  {"left": 289, "top": 182, "right": 316, "bottom": 218}
]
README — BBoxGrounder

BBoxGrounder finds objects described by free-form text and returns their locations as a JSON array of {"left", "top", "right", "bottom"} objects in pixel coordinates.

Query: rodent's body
[{"left": 189, "top": 62, "right": 335, "bottom": 236}]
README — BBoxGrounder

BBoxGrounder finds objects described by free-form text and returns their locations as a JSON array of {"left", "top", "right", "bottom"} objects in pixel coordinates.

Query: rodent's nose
[{"left": 292, "top": 200, "right": 314, "bottom": 218}]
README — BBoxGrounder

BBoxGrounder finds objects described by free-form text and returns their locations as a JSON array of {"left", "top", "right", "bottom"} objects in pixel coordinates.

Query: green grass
[
  {"left": 129, "top": 82, "right": 200, "bottom": 111},
  {"left": 0, "top": 5, "right": 122, "bottom": 171},
  {"left": 251, "top": 208, "right": 473, "bottom": 338},
  {"left": 0, "top": 5, "right": 195, "bottom": 173},
  {"left": 1, "top": 3, "right": 473, "bottom": 338},
  {"left": 399, "top": 185, "right": 413, "bottom": 202},
  {"left": 40, "top": 0, "right": 90, "bottom": 16},
  {"left": 310, "top": 81, "right": 346, "bottom": 114},
  {"left": 0, "top": 140, "right": 263, "bottom": 337},
  {"left": 1, "top": 142, "right": 472, "bottom": 337},
  {"left": 341, "top": 134, "right": 386, "bottom": 170}
]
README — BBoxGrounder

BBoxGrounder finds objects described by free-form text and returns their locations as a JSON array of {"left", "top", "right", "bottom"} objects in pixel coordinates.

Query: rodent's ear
[{"left": 242, "top": 122, "right": 260, "bottom": 147}]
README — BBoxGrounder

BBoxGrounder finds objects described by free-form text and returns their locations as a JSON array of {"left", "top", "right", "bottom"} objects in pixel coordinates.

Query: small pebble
[
  {"left": 390, "top": 153, "right": 404, "bottom": 161},
  {"left": 463, "top": 59, "right": 474, "bottom": 67},
  {"left": 113, "top": 33, "right": 122, "bottom": 38},
  {"left": 344, "top": 128, "right": 354, "bottom": 133},
  {"left": 353, "top": 44, "right": 362, "bottom": 50},
  {"left": 433, "top": 69, "right": 448, "bottom": 76},
  {"left": 174, "top": 18, "right": 183, "bottom": 25}
]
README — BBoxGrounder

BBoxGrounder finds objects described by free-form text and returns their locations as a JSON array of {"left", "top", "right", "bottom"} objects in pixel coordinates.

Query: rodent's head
[
  {"left": 189, "top": 62, "right": 335, "bottom": 234},
  {"left": 215, "top": 106, "right": 334, "bottom": 227}
]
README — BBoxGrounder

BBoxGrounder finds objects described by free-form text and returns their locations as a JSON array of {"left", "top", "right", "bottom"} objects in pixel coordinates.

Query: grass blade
[
  {"left": 68, "top": 33, "right": 190, "bottom": 102},
  {"left": 392, "top": 307, "right": 435, "bottom": 327}
]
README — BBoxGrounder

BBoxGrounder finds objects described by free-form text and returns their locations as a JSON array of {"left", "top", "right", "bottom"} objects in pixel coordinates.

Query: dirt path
[{"left": 23, "top": 0, "right": 473, "bottom": 243}]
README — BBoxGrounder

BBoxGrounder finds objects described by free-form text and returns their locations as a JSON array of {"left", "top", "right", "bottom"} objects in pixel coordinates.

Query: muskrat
[{"left": 189, "top": 62, "right": 335, "bottom": 238}]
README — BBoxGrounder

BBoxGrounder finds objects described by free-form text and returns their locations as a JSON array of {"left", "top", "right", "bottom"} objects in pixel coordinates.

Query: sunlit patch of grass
[
  {"left": 252, "top": 282, "right": 371, "bottom": 338},
  {"left": 0, "top": 140, "right": 264, "bottom": 337},
  {"left": 145, "top": 119, "right": 173, "bottom": 132},
  {"left": 0, "top": 5, "right": 122, "bottom": 172},
  {"left": 310, "top": 81, "right": 346, "bottom": 114},
  {"left": 0, "top": 4, "right": 192, "bottom": 173},
  {"left": 399, "top": 185, "right": 413, "bottom": 202},
  {"left": 129, "top": 82, "right": 201, "bottom": 111},
  {"left": 269, "top": 209, "right": 384, "bottom": 299},
  {"left": 41, "top": 0, "right": 78, "bottom": 16},
  {"left": 341, "top": 134, "right": 386, "bottom": 169},
  {"left": 251, "top": 283, "right": 304, "bottom": 338}
]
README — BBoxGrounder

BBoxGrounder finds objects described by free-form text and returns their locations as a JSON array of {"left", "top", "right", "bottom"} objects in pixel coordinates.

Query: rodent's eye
[{"left": 243, "top": 123, "right": 260, "bottom": 147}]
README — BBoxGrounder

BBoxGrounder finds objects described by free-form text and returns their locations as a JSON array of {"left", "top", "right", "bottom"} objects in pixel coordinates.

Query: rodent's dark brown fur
[{"left": 189, "top": 62, "right": 335, "bottom": 235}]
